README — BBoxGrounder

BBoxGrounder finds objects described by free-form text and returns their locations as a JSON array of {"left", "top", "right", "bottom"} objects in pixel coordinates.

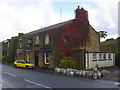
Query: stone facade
[
  {"left": 86, "top": 25, "right": 100, "bottom": 52},
  {"left": 17, "top": 6, "right": 100, "bottom": 69}
]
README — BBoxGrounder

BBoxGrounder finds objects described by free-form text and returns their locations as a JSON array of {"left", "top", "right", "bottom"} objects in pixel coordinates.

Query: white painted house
[{"left": 85, "top": 52, "right": 115, "bottom": 69}]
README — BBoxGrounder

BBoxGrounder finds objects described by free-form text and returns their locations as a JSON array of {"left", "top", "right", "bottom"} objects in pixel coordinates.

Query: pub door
[{"left": 35, "top": 51, "right": 39, "bottom": 67}]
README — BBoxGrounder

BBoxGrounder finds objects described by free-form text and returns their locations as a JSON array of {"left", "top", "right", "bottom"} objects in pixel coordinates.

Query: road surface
[{"left": 1, "top": 64, "right": 119, "bottom": 89}]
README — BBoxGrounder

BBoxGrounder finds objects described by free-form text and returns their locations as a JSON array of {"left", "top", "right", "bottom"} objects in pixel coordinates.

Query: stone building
[
  {"left": 17, "top": 6, "right": 100, "bottom": 69},
  {"left": 2, "top": 39, "right": 11, "bottom": 56},
  {"left": 2, "top": 33, "right": 24, "bottom": 63}
]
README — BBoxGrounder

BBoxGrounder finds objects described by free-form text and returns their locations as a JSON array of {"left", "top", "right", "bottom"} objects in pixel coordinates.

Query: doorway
[{"left": 35, "top": 51, "right": 39, "bottom": 67}]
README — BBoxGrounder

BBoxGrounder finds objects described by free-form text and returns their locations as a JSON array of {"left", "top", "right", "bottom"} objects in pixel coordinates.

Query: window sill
[
  {"left": 92, "top": 60, "right": 97, "bottom": 61},
  {"left": 35, "top": 45, "right": 39, "bottom": 47},
  {"left": 44, "top": 63, "right": 50, "bottom": 65},
  {"left": 44, "top": 45, "right": 50, "bottom": 46}
]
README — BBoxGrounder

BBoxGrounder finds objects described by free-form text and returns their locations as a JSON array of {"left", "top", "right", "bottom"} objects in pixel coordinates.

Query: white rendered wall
[{"left": 85, "top": 52, "right": 115, "bottom": 69}]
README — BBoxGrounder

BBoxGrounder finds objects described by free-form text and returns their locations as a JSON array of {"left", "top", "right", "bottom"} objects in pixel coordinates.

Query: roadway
[{"left": 1, "top": 64, "right": 119, "bottom": 89}]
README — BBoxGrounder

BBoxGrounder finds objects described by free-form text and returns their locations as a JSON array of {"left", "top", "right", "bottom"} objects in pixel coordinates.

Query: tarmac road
[{"left": 1, "top": 64, "right": 119, "bottom": 89}]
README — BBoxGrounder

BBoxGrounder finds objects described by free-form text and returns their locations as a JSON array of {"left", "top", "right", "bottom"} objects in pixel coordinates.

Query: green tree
[{"left": 98, "top": 31, "right": 107, "bottom": 38}]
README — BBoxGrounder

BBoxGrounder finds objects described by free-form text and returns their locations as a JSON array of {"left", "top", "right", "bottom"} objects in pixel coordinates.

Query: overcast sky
[{"left": 0, "top": 0, "right": 119, "bottom": 42}]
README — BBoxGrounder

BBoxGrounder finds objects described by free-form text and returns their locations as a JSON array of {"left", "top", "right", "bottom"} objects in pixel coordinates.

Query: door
[{"left": 35, "top": 51, "right": 39, "bottom": 67}]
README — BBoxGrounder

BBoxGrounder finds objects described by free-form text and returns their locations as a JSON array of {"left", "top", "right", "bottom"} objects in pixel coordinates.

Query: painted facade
[
  {"left": 17, "top": 6, "right": 100, "bottom": 69},
  {"left": 85, "top": 52, "right": 115, "bottom": 69}
]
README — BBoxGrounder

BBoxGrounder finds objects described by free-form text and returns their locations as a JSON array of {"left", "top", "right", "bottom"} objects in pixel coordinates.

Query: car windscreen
[{"left": 24, "top": 61, "right": 31, "bottom": 63}]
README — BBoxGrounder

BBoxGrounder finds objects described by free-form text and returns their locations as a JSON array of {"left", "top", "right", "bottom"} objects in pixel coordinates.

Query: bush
[
  {"left": 2, "top": 56, "right": 9, "bottom": 64},
  {"left": 59, "top": 56, "right": 77, "bottom": 69}
]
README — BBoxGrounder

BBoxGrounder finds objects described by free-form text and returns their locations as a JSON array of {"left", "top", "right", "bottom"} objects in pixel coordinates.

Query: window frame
[
  {"left": 44, "top": 52, "right": 49, "bottom": 64},
  {"left": 27, "top": 38, "right": 32, "bottom": 45},
  {"left": 45, "top": 34, "right": 49, "bottom": 45},
  {"left": 99, "top": 54, "right": 102, "bottom": 59},
  {"left": 64, "top": 37, "right": 68, "bottom": 43},
  {"left": 108, "top": 54, "right": 112, "bottom": 60},
  {"left": 19, "top": 42, "right": 22, "bottom": 48},
  {"left": 92, "top": 53, "right": 97, "bottom": 60},
  {"left": 35, "top": 36, "right": 39, "bottom": 45},
  {"left": 103, "top": 54, "right": 107, "bottom": 60}
]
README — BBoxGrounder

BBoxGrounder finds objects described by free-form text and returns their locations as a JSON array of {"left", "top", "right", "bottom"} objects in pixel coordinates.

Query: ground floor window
[
  {"left": 92, "top": 53, "right": 97, "bottom": 60},
  {"left": 108, "top": 54, "right": 112, "bottom": 60},
  {"left": 103, "top": 54, "right": 107, "bottom": 60},
  {"left": 44, "top": 52, "right": 49, "bottom": 64},
  {"left": 99, "top": 54, "right": 102, "bottom": 59}
]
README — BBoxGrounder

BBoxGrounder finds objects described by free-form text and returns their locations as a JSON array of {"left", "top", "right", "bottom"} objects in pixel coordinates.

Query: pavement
[
  {"left": 1, "top": 64, "right": 120, "bottom": 89},
  {"left": 101, "top": 69, "right": 120, "bottom": 82}
]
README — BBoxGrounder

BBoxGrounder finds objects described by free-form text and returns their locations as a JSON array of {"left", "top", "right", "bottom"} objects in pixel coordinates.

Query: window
[
  {"left": 99, "top": 54, "right": 102, "bottom": 59},
  {"left": 103, "top": 54, "right": 107, "bottom": 60},
  {"left": 44, "top": 52, "right": 49, "bottom": 64},
  {"left": 28, "top": 40, "right": 32, "bottom": 44},
  {"left": 20, "top": 42, "right": 22, "bottom": 48},
  {"left": 28, "top": 38, "right": 32, "bottom": 44},
  {"left": 7, "top": 42, "right": 9, "bottom": 48},
  {"left": 92, "top": 53, "right": 97, "bottom": 61},
  {"left": 45, "top": 34, "right": 49, "bottom": 45},
  {"left": 27, "top": 38, "right": 32, "bottom": 47},
  {"left": 92, "top": 53, "right": 97, "bottom": 59},
  {"left": 108, "top": 54, "right": 112, "bottom": 60},
  {"left": 64, "top": 37, "right": 67, "bottom": 42},
  {"left": 35, "top": 36, "right": 39, "bottom": 45}
]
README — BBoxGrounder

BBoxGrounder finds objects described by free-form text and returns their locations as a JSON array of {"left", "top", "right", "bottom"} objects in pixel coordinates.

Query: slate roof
[{"left": 20, "top": 19, "right": 73, "bottom": 39}]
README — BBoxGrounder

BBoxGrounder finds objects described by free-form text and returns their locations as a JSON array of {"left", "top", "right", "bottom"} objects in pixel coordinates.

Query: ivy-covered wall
[
  {"left": 57, "top": 19, "right": 89, "bottom": 56},
  {"left": 2, "top": 33, "right": 24, "bottom": 64}
]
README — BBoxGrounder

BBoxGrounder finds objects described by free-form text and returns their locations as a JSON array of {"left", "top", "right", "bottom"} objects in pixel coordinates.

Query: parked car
[{"left": 14, "top": 60, "right": 35, "bottom": 69}]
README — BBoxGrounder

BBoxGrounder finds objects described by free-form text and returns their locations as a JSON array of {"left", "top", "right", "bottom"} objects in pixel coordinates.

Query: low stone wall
[{"left": 54, "top": 68, "right": 110, "bottom": 80}]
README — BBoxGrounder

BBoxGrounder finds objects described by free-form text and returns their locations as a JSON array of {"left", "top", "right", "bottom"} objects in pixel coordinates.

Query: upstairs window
[
  {"left": 7, "top": 42, "right": 9, "bottom": 48},
  {"left": 27, "top": 38, "right": 32, "bottom": 48},
  {"left": 27, "top": 38, "right": 32, "bottom": 45},
  {"left": 64, "top": 37, "right": 68, "bottom": 43},
  {"left": 19, "top": 42, "right": 22, "bottom": 48},
  {"left": 45, "top": 34, "right": 49, "bottom": 45},
  {"left": 35, "top": 36, "right": 39, "bottom": 45}
]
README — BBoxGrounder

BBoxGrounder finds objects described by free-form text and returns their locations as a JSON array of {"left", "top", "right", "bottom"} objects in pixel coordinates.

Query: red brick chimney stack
[{"left": 75, "top": 6, "right": 88, "bottom": 23}]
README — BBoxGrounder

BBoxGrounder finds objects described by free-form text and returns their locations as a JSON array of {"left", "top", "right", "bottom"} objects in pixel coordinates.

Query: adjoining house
[
  {"left": 2, "top": 39, "right": 11, "bottom": 57},
  {"left": 2, "top": 33, "right": 24, "bottom": 63},
  {"left": 16, "top": 6, "right": 115, "bottom": 69}
]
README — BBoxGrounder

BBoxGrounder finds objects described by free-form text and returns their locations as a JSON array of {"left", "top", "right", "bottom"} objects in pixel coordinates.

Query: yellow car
[{"left": 14, "top": 60, "right": 35, "bottom": 69}]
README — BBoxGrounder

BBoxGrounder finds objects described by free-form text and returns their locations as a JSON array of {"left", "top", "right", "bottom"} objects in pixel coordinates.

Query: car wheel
[
  {"left": 14, "top": 65, "right": 17, "bottom": 68},
  {"left": 26, "top": 65, "right": 29, "bottom": 69}
]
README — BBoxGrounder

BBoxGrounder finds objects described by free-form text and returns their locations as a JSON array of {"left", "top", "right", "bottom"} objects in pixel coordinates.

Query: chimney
[
  {"left": 75, "top": 6, "right": 88, "bottom": 23},
  {"left": 18, "top": 33, "right": 24, "bottom": 37}
]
